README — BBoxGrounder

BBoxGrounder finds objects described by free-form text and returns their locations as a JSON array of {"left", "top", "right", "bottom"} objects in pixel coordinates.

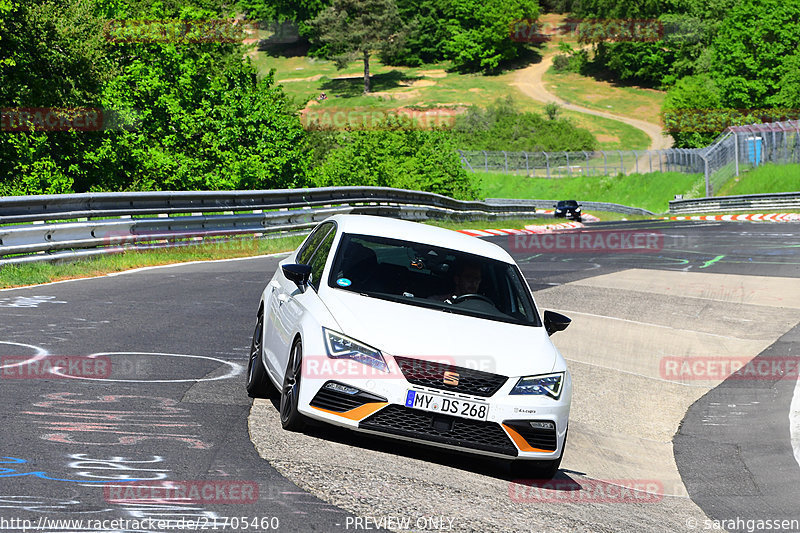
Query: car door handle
[
  {"left": 270, "top": 280, "right": 281, "bottom": 289},
  {"left": 277, "top": 293, "right": 290, "bottom": 304}
]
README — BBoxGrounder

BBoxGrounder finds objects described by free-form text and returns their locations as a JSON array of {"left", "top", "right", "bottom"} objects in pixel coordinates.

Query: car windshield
[
  {"left": 327, "top": 233, "right": 541, "bottom": 326},
  {"left": 558, "top": 201, "right": 578, "bottom": 208}
]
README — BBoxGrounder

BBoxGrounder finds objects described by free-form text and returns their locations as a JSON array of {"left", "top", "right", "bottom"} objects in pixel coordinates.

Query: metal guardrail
[
  {"left": 669, "top": 191, "right": 800, "bottom": 214},
  {"left": 485, "top": 198, "right": 654, "bottom": 216},
  {"left": 0, "top": 187, "right": 540, "bottom": 266}
]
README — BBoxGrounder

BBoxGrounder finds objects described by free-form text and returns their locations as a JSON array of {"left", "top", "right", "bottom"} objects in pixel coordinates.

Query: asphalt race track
[{"left": 0, "top": 219, "right": 798, "bottom": 533}]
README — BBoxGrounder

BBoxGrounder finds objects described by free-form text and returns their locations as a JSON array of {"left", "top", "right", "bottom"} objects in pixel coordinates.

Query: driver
[
  {"left": 452, "top": 260, "right": 482, "bottom": 296},
  {"left": 430, "top": 260, "right": 482, "bottom": 302}
]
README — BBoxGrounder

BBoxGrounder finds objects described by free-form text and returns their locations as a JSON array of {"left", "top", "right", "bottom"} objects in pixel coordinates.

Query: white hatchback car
[{"left": 247, "top": 214, "right": 572, "bottom": 477}]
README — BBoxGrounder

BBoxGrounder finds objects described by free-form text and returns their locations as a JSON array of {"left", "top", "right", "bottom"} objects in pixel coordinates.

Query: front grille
[
  {"left": 310, "top": 383, "right": 387, "bottom": 413},
  {"left": 503, "top": 420, "right": 557, "bottom": 451},
  {"left": 393, "top": 356, "right": 507, "bottom": 397},
  {"left": 360, "top": 404, "right": 517, "bottom": 456}
]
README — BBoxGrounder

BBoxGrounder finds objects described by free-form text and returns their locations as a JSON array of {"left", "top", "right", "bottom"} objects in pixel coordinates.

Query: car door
[{"left": 268, "top": 222, "right": 337, "bottom": 378}]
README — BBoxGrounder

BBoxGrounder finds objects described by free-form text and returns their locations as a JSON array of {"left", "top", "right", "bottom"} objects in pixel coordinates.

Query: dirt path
[{"left": 510, "top": 54, "right": 673, "bottom": 151}]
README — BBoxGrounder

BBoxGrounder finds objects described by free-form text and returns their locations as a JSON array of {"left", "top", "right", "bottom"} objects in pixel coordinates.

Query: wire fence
[
  {"left": 457, "top": 149, "right": 705, "bottom": 178},
  {"left": 701, "top": 121, "right": 800, "bottom": 195},
  {"left": 457, "top": 119, "right": 800, "bottom": 196}
]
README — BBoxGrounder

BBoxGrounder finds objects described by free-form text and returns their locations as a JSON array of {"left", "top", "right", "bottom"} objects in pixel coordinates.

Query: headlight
[
  {"left": 555, "top": 209, "right": 562, "bottom": 213},
  {"left": 323, "top": 328, "right": 388, "bottom": 372},
  {"left": 509, "top": 372, "right": 563, "bottom": 399},
  {"left": 575, "top": 208, "right": 581, "bottom": 212}
]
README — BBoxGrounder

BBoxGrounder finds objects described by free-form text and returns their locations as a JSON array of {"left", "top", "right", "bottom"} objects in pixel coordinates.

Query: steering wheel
[{"left": 450, "top": 293, "right": 494, "bottom": 305}]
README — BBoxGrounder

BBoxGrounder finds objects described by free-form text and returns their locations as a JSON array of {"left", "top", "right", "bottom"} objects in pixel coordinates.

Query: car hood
[{"left": 320, "top": 289, "right": 559, "bottom": 377}]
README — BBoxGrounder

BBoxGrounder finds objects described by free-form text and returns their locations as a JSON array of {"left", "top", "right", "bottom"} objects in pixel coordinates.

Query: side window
[
  {"left": 297, "top": 222, "right": 334, "bottom": 265},
  {"left": 307, "top": 230, "right": 336, "bottom": 291}
]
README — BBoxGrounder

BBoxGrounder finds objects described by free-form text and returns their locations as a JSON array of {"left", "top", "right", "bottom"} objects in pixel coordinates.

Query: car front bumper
[{"left": 298, "top": 368, "right": 571, "bottom": 461}]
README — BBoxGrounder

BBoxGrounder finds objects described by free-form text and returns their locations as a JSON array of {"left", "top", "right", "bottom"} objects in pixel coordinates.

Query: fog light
[
  {"left": 529, "top": 421, "right": 555, "bottom": 430},
  {"left": 323, "top": 382, "right": 359, "bottom": 395}
]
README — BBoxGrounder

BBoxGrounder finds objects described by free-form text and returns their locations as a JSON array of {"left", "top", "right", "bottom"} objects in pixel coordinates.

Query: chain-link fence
[
  {"left": 457, "top": 149, "right": 705, "bottom": 179},
  {"left": 701, "top": 121, "right": 800, "bottom": 195},
  {"left": 458, "top": 120, "right": 800, "bottom": 196}
]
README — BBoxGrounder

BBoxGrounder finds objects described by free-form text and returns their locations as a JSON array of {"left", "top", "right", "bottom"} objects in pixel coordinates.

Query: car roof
[{"left": 325, "top": 214, "right": 515, "bottom": 263}]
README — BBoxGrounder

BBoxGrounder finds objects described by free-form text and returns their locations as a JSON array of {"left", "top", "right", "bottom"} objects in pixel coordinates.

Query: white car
[{"left": 247, "top": 214, "right": 572, "bottom": 477}]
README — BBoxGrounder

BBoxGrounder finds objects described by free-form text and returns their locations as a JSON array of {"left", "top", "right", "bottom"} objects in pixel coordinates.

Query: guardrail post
[
  {"left": 618, "top": 150, "right": 623, "bottom": 175},
  {"left": 502, "top": 150, "right": 508, "bottom": 173},
  {"left": 734, "top": 133, "right": 739, "bottom": 177},
  {"left": 565, "top": 152, "right": 571, "bottom": 177},
  {"left": 524, "top": 151, "right": 529, "bottom": 175},
  {"left": 632, "top": 151, "right": 638, "bottom": 174},
  {"left": 703, "top": 155, "right": 711, "bottom": 196}
]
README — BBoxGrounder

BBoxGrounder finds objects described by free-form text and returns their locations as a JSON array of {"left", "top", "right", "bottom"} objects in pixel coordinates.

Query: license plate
[{"left": 405, "top": 390, "right": 489, "bottom": 421}]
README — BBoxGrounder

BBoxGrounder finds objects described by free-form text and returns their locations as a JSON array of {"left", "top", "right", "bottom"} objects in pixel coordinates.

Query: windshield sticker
[{"left": 336, "top": 278, "right": 352, "bottom": 287}]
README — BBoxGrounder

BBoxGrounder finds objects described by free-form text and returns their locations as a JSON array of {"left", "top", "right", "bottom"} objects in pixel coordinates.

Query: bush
[
  {"left": 452, "top": 97, "right": 597, "bottom": 152},
  {"left": 310, "top": 122, "right": 477, "bottom": 199}
]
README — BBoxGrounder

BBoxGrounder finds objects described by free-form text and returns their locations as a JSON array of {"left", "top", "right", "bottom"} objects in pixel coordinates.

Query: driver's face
[{"left": 454, "top": 263, "right": 481, "bottom": 294}]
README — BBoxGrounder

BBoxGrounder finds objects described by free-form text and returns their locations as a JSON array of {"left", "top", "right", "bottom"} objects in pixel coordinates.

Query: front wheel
[
  {"left": 280, "top": 339, "right": 306, "bottom": 431},
  {"left": 246, "top": 312, "right": 275, "bottom": 398}
]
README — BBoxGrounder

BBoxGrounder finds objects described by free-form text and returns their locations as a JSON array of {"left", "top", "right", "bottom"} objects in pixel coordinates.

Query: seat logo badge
[{"left": 443, "top": 371, "right": 460, "bottom": 386}]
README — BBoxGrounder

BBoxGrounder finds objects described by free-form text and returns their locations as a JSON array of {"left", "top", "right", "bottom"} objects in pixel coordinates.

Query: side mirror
[
  {"left": 282, "top": 264, "right": 312, "bottom": 290},
  {"left": 544, "top": 310, "right": 571, "bottom": 336}
]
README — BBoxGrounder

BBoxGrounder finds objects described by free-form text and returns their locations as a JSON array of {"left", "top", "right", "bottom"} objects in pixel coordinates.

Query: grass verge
[
  {"left": 474, "top": 171, "right": 705, "bottom": 214},
  {"left": 0, "top": 235, "right": 306, "bottom": 289},
  {"left": 716, "top": 163, "right": 800, "bottom": 196}
]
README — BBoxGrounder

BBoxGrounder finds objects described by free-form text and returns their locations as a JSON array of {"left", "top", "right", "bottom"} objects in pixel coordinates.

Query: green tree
[
  {"left": 309, "top": 0, "right": 405, "bottom": 93},
  {"left": 709, "top": 0, "right": 800, "bottom": 108},
  {"left": 661, "top": 74, "right": 723, "bottom": 147},
  {"left": 383, "top": 0, "right": 538, "bottom": 73}
]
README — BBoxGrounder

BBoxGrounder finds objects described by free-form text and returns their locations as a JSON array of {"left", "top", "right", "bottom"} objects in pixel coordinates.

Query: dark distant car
[{"left": 554, "top": 200, "right": 582, "bottom": 222}]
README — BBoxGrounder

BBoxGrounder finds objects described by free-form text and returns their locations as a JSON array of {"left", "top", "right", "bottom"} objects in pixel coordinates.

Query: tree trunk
[{"left": 363, "top": 51, "right": 370, "bottom": 94}]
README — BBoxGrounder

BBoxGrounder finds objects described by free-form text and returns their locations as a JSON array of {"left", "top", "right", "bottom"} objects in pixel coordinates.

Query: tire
[
  {"left": 280, "top": 338, "right": 306, "bottom": 431},
  {"left": 246, "top": 311, "right": 275, "bottom": 398}
]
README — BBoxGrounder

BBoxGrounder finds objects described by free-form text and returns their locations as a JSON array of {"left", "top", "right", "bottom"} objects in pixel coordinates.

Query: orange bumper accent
[
  {"left": 311, "top": 402, "right": 388, "bottom": 421},
  {"left": 502, "top": 423, "right": 556, "bottom": 453}
]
